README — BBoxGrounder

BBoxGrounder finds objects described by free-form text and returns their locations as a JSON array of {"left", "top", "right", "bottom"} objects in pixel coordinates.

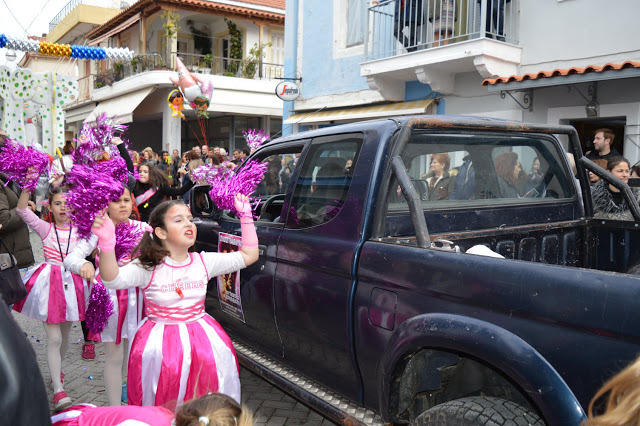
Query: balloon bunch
[
  {"left": 0, "top": 137, "right": 50, "bottom": 192},
  {"left": 0, "top": 34, "right": 134, "bottom": 61},
  {"left": 243, "top": 129, "right": 269, "bottom": 151}
]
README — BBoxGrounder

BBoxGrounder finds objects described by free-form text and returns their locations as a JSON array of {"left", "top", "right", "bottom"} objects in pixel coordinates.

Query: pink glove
[
  {"left": 234, "top": 194, "right": 253, "bottom": 219},
  {"left": 91, "top": 213, "right": 116, "bottom": 252},
  {"left": 235, "top": 194, "right": 258, "bottom": 249}
]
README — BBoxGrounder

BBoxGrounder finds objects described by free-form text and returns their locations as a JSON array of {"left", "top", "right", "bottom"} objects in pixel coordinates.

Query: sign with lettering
[
  {"left": 275, "top": 81, "right": 300, "bottom": 101},
  {"left": 217, "top": 233, "right": 245, "bottom": 322}
]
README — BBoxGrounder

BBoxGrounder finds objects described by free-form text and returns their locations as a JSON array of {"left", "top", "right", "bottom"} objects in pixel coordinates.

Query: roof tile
[{"left": 482, "top": 61, "right": 640, "bottom": 86}]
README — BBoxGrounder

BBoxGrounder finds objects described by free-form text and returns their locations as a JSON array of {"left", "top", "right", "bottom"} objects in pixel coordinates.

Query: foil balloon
[
  {"left": 168, "top": 89, "right": 185, "bottom": 119},
  {"left": 169, "top": 57, "right": 213, "bottom": 103}
]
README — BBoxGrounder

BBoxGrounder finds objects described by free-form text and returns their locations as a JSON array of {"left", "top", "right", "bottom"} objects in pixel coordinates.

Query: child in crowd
[
  {"left": 63, "top": 187, "right": 149, "bottom": 406},
  {"left": 51, "top": 392, "right": 254, "bottom": 426},
  {"left": 13, "top": 186, "right": 88, "bottom": 411},
  {"left": 134, "top": 164, "right": 194, "bottom": 222},
  {"left": 91, "top": 195, "right": 259, "bottom": 407}
]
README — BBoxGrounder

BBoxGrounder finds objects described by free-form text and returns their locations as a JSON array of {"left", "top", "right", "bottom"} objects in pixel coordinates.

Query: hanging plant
[
  {"left": 187, "top": 20, "right": 211, "bottom": 55},
  {"left": 224, "top": 18, "right": 242, "bottom": 75}
]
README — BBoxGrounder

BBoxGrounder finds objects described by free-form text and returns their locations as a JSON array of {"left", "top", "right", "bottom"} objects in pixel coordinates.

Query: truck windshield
[{"left": 388, "top": 132, "right": 576, "bottom": 210}]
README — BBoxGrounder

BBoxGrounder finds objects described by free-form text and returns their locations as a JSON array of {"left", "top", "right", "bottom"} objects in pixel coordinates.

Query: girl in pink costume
[
  {"left": 13, "top": 186, "right": 88, "bottom": 411},
  {"left": 92, "top": 195, "right": 259, "bottom": 407},
  {"left": 51, "top": 392, "right": 254, "bottom": 426},
  {"left": 64, "top": 187, "right": 148, "bottom": 406}
]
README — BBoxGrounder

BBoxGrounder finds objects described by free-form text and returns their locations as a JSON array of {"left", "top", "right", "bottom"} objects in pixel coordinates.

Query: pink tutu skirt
[
  {"left": 128, "top": 314, "right": 240, "bottom": 407},
  {"left": 13, "top": 263, "right": 87, "bottom": 323}
]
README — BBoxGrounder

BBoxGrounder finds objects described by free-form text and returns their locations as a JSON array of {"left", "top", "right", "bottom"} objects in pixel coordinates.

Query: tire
[{"left": 412, "top": 396, "right": 545, "bottom": 426}]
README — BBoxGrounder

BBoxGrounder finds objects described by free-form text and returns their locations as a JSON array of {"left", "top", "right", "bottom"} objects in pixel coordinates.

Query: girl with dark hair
[
  {"left": 134, "top": 164, "right": 195, "bottom": 222},
  {"left": 591, "top": 156, "right": 640, "bottom": 220},
  {"left": 64, "top": 186, "right": 149, "bottom": 406},
  {"left": 13, "top": 185, "right": 88, "bottom": 412},
  {"left": 92, "top": 195, "right": 259, "bottom": 408}
]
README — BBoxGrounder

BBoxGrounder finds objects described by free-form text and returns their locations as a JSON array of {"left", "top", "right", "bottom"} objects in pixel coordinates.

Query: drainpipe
[{"left": 282, "top": 0, "right": 298, "bottom": 136}]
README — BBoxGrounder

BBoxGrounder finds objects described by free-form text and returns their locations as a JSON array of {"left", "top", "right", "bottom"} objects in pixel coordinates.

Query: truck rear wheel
[{"left": 412, "top": 396, "right": 545, "bottom": 426}]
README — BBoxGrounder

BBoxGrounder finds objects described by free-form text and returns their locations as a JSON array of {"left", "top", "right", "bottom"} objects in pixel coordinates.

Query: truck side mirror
[{"left": 189, "top": 184, "right": 220, "bottom": 220}]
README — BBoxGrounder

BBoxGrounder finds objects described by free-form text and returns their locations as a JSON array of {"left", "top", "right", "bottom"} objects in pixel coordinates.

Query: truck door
[
  {"left": 274, "top": 133, "right": 364, "bottom": 401},
  {"left": 194, "top": 141, "right": 306, "bottom": 358}
]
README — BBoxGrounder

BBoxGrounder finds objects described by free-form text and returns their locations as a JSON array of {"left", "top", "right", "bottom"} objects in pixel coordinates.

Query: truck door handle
[{"left": 258, "top": 245, "right": 267, "bottom": 256}]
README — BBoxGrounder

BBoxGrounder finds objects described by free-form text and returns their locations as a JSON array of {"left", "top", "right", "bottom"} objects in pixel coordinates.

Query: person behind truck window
[
  {"left": 583, "top": 354, "right": 640, "bottom": 425},
  {"left": 586, "top": 128, "right": 620, "bottom": 162},
  {"left": 494, "top": 152, "right": 526, "bottom": 198},
  {"left": 589, "top": 159, "right": 609, "bottom": 187},
  {"left": 421, "top": 153, "right": 456, "bottom": 200},
  {"left": 522, "top": 156, "right": 545, "bottom": 197},
  {"left": 591, "top": 156, "right": 640, "bottom": 220},
  {"left": 631, "top": 163, "right": 640, "bottom": 178},
  {"left": 449, "top": 155, "right": 475, "bottom": 200}
]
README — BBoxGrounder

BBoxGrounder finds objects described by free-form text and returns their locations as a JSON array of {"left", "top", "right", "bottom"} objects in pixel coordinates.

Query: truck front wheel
[{"left": 411, "top": 396, "right": 545, "bottom": 426}]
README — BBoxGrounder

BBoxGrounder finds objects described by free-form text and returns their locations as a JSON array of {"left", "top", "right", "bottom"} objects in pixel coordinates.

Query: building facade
[
  {"left": 53, "top": 0, "right": 285, "bottom": 155},
  {"left": 284, "top": 0, "right": 640, "bottom": 163}
]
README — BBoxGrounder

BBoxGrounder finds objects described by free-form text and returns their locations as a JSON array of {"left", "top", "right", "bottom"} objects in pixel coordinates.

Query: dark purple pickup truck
[{"left": 192, "top": 116, "right": 640, "bottom": 426}]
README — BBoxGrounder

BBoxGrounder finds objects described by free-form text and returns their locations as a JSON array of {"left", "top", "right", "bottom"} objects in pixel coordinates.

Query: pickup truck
[{"left": 191, "top": 116, "right": 640, "bottom": 426}]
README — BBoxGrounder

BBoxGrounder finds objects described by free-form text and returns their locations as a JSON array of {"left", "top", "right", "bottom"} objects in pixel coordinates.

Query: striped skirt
[
  {"left": 13, "top": 263, "right": 87, "bottom": 323},
  {"left": 127, "top": 314, "right": 240, "bottom": 408}
]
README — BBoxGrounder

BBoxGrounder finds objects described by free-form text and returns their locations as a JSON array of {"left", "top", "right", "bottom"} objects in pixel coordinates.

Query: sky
[{"left": 0, "top": 0, "right": 78, "bottom": 66}]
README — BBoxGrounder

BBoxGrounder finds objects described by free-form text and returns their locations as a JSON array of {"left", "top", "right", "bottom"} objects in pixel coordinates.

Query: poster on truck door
[{"left": 217, "top": 233, "right": 246, "bottom": 322}]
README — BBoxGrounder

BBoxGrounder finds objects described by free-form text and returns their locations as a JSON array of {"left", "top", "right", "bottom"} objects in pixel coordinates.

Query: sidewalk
[{"left": 18, "top": 230, "right": 336, "bottom": 425}]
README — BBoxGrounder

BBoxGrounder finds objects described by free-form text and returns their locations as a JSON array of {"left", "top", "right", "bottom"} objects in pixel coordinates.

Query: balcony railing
[
  {"left": 366, "top": 0, "right": 519, "bottom": 60},
  {"left": 76, "top": 74, "right": 94, "bottom": 102},
  {"left": 49, "top": 0, "right": 116, "bottom": 30},
  {"left": 94, "top": 52, "right": 284, "bottom": 89}
]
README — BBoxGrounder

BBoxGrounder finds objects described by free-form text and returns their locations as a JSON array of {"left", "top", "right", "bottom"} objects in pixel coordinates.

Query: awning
[
  {"left": 64, "top": 102, "right": 97, "bottom": 123},
  {"left": 89, "top": 13, "right": 141, "bottom": 46},
  {"left": 284, "top": 99, "right": 434, "bottom": 125},
  {"left": 85, "top": 87, "right": 156, "bottom": 124}
]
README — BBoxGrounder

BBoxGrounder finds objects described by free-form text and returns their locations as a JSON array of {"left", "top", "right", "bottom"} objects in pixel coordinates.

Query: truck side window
[
  {"left": 388, "top": 133, "right": 576, "bottom": 211},
  {"left": 286, "top": 134, "right": 362, "bottom": 228}
]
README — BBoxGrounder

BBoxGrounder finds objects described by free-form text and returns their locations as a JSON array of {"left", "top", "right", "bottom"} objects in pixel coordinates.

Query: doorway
[{"left": 569, "top": 117, "right": 626, "bottom": 157}]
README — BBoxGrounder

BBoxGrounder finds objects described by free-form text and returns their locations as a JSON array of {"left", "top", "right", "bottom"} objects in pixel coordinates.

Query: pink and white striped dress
[
  {"left": 102, "top": 251, "right": 245, "bottom": 408},
  {"left": 13, "top": 208, "right": 87, "bottom": 323},
  {"left": 63, "top": 219, "right": 148, "bottom": 344}
]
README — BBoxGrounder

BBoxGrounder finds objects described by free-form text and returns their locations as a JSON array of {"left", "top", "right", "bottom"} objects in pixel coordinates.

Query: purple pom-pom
[
  {"left": 115, "top": 221, "right": 143, "bottom": 262},
  {"left": 85, "top": 280, "right": 114, "bottom": 335},
  {"left": 65, "top": 163, "right": 124, "bottom": 239},
  {"left": 0, "top": 138, "right": 49, "bottom": 192},
  {"left": 208, "top": 159, "right": 268, "bottom": 214},
  {"left": 73, "top": 114, "right": 128, "bottom": 164},
  {"left": 242, "top": 129, "right": 269, "bottom": 151}
]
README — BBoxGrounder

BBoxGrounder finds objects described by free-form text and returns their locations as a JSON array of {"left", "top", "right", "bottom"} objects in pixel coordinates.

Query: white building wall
[{"left": 518, "top": 0, "right": 640, "bottom": 72}]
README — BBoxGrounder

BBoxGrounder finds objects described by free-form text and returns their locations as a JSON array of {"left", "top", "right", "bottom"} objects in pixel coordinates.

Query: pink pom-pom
[
  {"left": 207, "top": 159, "right": 267, "bottom": 215},
  {"left": 115, "top": 221, "right": 143, "bottom": 262},
  {"left": 242, "top": 129, "right": 269, "bottom": 151},
  {"left": 85, "top": 280, "right": 114, "bottom": 335},
  {"left": 0, "top": 138, "right": 50, "bottom": 192}
]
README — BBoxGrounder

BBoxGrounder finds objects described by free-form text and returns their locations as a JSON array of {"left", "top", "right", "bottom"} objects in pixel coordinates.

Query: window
[
  {"left": 387, "top": 133, "right": 576, "bottom": 211},
  {"left": 286, "top": 134, "right": 362, "bottom": 228},
  {"left": 252, "top": 145, "right": 305, "bottom": 222},
  {"left": 347, "top": 0, "right": 364, "bottom": 46}
]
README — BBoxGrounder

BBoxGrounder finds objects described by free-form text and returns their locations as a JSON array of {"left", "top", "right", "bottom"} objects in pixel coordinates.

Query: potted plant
[
  {"left": 224, "top": 18, "right": 242, "bottom": 76},
  {"left": 242, "top": 42, "right": 271, "bottom": 79},
  {"left": 130, "top": 55, "right": 140, "bottom": 73},
  {"left": 113, "top": 61, "right": 124, "bottom": 80}
]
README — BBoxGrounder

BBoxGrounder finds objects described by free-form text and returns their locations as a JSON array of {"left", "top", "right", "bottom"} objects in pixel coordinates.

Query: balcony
[
  {"left": 363, "top": 0, "right": 522, "bottom": 98},
  {"left": 47, "top": 0, "right": 122, "bottom": 44},
  {"left": 94, "top": 52, "right": 284, "bottom": 89}
]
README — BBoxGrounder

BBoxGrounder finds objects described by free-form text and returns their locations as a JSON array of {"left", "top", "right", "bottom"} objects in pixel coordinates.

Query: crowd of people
[{"left": 0, "top": 130, "right": 258, "bottom": 424}]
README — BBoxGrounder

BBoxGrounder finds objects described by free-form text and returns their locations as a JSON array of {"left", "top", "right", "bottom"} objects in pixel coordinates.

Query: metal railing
[
  {"left": 366, "top": 0, "right": 519, "bottom": 60},
  {"left": 75, "top": 74, "right": 94, "bottom": 102},
  {"left": 50, "top": 0, "right": 119, "bottom": 30},
  {"left": 94, "top": 51, "right": 284, "bottom": 88}
]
